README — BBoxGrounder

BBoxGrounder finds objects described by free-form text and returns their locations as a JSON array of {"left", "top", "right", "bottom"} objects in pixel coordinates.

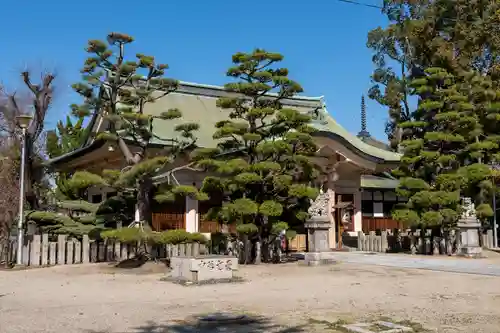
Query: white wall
[{"left": 185, "top": 196, "right": 199, "bottom": 233}]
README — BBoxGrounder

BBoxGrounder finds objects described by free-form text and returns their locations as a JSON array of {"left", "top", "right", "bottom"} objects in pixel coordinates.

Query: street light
[
  {"left": 15, "top": 114, "right": 32, "bottom": 265},
  {"left": 490, "top": 162, "right": 500, "bottom": 249}
]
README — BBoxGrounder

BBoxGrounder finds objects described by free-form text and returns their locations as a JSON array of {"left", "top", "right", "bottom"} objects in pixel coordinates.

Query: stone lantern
[
  {"left": 457, "top": 197, "right": 483, "bottom": 258},
  {"left": 304, "top": 191, "right": 334, "bottom": 266}
]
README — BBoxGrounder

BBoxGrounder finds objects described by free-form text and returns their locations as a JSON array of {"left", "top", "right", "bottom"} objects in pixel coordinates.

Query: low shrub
[
  {"left": 101, "top": 228, "right": 207, "bottom": 244},
  {"left": 101, "top": 228, "right": 148, "bottom": 243}
]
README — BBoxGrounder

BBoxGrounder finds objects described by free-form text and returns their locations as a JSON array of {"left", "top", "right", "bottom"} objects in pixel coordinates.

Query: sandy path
[{"left": 1, "top": 262, "right": 500, "bottom": 332}]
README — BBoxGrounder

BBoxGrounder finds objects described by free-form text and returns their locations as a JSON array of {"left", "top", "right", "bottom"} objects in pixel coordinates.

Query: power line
[{"left": 336, "top": 0, "right": 382, "bottom": 9}]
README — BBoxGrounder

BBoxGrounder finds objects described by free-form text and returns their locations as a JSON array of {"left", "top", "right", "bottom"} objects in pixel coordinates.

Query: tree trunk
[
  {"left": 261, "top": 237, "right": 270, "bottom": 263},
  {"left": 136, "top": 177, "right": 153, "bottom": 227},
  {"left": 24, "top": 143, "right": 39, "bottom": 210},
  {"left": 450, "top": 228, "right": 458, "bottom": 255},
  {"left": 242, "top": 235, "right": 251, "bottom": 265}
]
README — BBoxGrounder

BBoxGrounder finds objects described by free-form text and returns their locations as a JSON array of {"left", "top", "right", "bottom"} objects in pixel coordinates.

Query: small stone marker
[
  {"left": 342, "top": 321, "right": 413, "bottom": 333},
  {"left": 168, "top": 255, "right": 238, "bottom": 284}
]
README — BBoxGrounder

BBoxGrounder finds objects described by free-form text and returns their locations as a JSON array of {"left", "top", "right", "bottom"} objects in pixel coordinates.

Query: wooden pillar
[
  {"left": 353, "top": 189, "right": 362, "bottom": 233},
  {"left": 327, "top": 188, "right": 336, "bottom": 249}
]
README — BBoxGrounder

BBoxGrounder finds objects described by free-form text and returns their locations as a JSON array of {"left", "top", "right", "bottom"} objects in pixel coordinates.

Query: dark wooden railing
[
  {"left": 199, "top": 220, "right": 237, "bottom": 234},
  {"left": 152, "top": 212, "right": 185, "bottom": 231},
  {"left": 361, "top": 216, "right": 402, "bottom": 233}
]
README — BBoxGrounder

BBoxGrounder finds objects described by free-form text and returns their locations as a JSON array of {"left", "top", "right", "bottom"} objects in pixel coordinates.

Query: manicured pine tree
[
  {"left": 393, "top": 68, "right": 500, "bottom": 250},
  {"left": 367, "top": 0, "right": 500, "bottom": 150},
  {"left": 393, "top": 68, "right": 474, "bottom": 246},
  {"left": 195, "top": 49, "right": 319, "bottom": 264},
  {"left": 455, "top": 71, "right": 500, "bottom": 225},
  {"left": 69, "top": 33, "right": 204, "bottom": 229}
]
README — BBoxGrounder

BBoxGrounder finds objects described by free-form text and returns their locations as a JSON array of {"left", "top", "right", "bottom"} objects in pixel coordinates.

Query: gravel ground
[{"left": 1, "top": 260, "right": 500, "bottom": 333}]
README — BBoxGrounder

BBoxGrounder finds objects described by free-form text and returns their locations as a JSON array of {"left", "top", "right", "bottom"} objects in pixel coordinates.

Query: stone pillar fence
[
  {"left": 355, "top": 229, "right": 495, "bottom": 254},
  {"left": 2, "top": 233, "right": 207, "bottom": 267}
]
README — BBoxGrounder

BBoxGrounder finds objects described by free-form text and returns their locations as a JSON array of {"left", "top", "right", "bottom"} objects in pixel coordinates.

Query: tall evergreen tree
[
  {"left": 46, "top": 115, "right": 87, "bottom": 159},
  {"left": 69, "top": 32, "right": 202, "bottom": 228},
  {"left": 393, "top": 67, "right": 500, "bottom": 243},
  {"left": 367, "top": 0, "right": 500, "bottom": 150},
  {"left": 393, "top": 68, "right": 471, "bottom": 230},
  {"left": 195, "top": 49, "right": 319, "bottom": 263}
]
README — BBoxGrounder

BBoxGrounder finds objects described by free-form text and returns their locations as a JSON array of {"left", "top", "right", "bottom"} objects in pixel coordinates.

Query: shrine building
[{"left": 47, "top": 81, "right": 404, "bottom": 249}]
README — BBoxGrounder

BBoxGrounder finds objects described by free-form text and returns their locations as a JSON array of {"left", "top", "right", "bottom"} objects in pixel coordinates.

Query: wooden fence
[
  {"left": 288, "top": 234, "right": 307, "bottom": 252},
  {"left": 4, "top": 233, "right": 206, "bottom": 267},
  {"left": 361, "top": 217, "right": 403, "bottom": 233},
  {"left": 356, "top": 229, "right": 495, "bottom": 254}
]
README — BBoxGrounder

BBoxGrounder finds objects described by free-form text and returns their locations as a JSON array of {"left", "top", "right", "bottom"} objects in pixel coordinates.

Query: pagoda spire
[{"left": 357, "top": 95, "right": 370, "bottom": 139}]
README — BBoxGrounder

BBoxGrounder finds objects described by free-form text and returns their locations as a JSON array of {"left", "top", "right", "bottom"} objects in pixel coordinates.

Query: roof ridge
[{"left": 177, "top": 80, "right": 324, "bottom": 102}]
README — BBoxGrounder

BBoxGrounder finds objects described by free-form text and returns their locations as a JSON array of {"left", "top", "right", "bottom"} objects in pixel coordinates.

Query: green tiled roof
[
  {"left": 47, "top": 81, "right": 401, "bottom": 166},
  {"left": 360, "top": 175, "right": 399, "bottom": 189},
  {"left": 142, "top": 82, "right": 401, "bottom": 162},
  {"left": 312, "top": 108, "right": 400, "bottom": 162}
]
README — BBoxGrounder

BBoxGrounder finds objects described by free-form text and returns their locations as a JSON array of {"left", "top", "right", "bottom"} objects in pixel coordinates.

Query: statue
[
  {"left": 308, "top": 191, "right": 330, "bottom": 219},
  {"left": 309, "top": 106, "right": 328, "bottom": 125},
  {"left": 460, "top": 197, "right": 476, "bottom": 221}
]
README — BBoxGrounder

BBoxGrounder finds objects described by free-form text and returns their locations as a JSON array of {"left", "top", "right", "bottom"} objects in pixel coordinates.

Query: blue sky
[{"left": 0, "top": 0, "right": 389, "bottom": 140}]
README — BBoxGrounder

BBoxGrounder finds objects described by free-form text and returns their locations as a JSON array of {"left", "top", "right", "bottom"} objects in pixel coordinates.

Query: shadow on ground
[
  {"left": 88, "top": 312, "right": 306, "bottom": 332},
  {"left": 96, "top": 257, "right": 170, "bottom": 275}
]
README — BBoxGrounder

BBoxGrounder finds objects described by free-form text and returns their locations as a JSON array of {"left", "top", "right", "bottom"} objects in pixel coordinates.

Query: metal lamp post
[
  {"left": 493, "top": 194, "right": 498, "bottom": 248},
  {"left": 15, "top": 115, "right": 32, "bottom": 266},
  {"left": 490, "top": 163, "right": 500, "bottom": 249}
]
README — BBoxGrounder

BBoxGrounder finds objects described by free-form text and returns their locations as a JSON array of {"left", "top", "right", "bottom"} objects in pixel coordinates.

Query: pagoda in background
[{"left": 356, "top": 95, "right": 390, "bottom": 151}]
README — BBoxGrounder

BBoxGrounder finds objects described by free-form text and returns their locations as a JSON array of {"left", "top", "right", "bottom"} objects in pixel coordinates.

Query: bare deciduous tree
[
  {"left": 0, "top": 116, "right": 19, "bottom": 264},
  {"left": 0, "top": 70, "right": 55, "bottom": 210}
]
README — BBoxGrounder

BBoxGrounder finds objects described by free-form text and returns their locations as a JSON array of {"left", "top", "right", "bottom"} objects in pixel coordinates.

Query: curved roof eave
[{"left": 312, "top": 102, "right": 401, "bottom": 164}]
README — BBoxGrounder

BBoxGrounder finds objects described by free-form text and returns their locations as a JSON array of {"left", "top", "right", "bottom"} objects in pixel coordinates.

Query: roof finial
[
  {"left": 361, "top": 95, "right": 367, "bottom": 132},
  {"left": 358, "top": 95, "right": 370, "bottom": 139}
]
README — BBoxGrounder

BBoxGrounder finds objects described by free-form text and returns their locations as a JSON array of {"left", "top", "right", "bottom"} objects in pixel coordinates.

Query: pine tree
[
  {"left": 367, "top": 0, "right": 500, "bottom": 150},
  {"left": 393, "top": 67, "right": 500, "bottom": 249},
  {"left": 455, "top": 71, "right": 500, "bottom": 223},
  {"left": 69, "top": 32, "right": 203, "bottom": 228},
  {"left": 195, "top": 49, "right": 319, "bottom": 264},
  {"left": 46, "top": 115, "right": 87, "bottom": 158},
  {"left": 394, "top": 68, "right": 469, "bottom": 231}
]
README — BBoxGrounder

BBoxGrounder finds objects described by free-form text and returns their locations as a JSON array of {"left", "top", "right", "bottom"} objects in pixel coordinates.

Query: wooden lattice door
[{"left": 151, "top": 198, "right": 186, "bottom": 231}]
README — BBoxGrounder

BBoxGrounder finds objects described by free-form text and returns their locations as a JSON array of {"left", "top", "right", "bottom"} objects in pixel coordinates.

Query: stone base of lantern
[{"left": 303, "top": 217, "right": 336, "bottom": 266}]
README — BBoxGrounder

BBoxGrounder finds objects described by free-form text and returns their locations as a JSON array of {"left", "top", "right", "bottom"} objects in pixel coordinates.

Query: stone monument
[
  {"left": 303, "top": 191, "right": 334, "bottom": 266},
  {"left": 457, "top": 197, "right": 483, "bottom": 258},
  {"left": 168, "top": 255, "right": 239, "bottom": 284}
]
